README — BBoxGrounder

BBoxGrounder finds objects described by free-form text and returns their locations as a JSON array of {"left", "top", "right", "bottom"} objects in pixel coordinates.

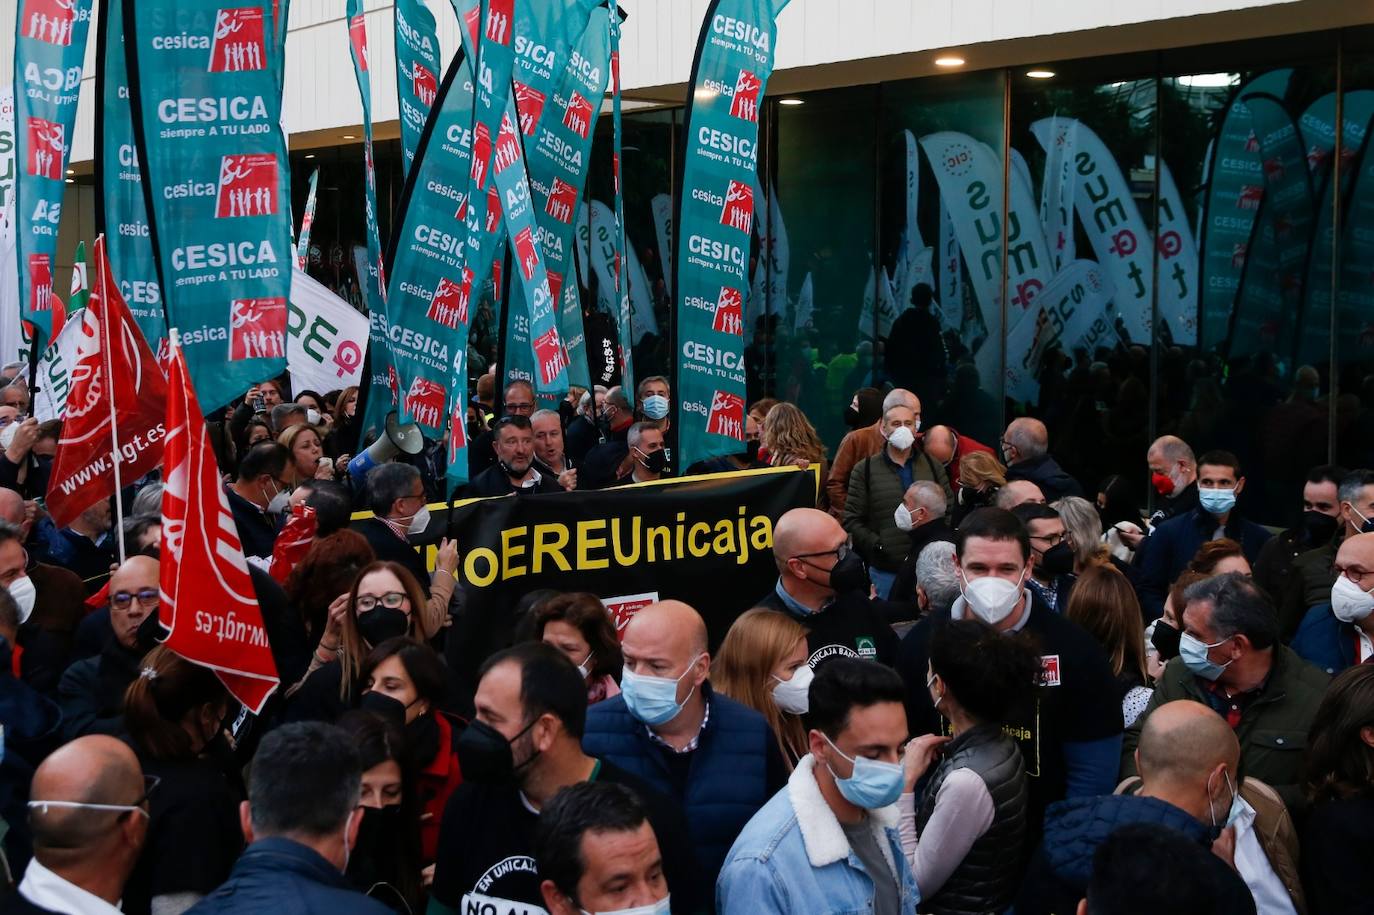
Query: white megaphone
[{"left": 348, "top": 412, "right": 425, "bottom": 483}]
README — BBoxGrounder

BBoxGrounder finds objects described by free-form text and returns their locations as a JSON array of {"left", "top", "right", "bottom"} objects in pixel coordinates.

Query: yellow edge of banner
[{"left": 348, "top": 462, "right": 823, "bottom": 522}]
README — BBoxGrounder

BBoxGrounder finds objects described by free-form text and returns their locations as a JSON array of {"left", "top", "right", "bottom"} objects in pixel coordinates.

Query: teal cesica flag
[
  {"left": 395, "top": 0, "right": 441, "bottom": 180},
  {"left": 97, "top": 0, "right": 167, "bottom": 358},
  {"left": 674, "top": 0, "right": 789, "bottom": 471},
  {"left": 14, "top": 0, "right": 95, "bottom": 348},
  {"left": 125, "top": 1, "right": 291, "bottom": 411}
]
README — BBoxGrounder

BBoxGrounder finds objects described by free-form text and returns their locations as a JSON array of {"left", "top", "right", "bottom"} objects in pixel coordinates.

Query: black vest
[{"left": 914, "top": 723, "right": 1028, "bottom": 915}]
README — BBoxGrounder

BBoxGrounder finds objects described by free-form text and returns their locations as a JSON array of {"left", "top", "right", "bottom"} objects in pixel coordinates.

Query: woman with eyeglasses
[
  {"left": 284, "top": 561, "right": 424, "bottom": 723},
  {"left": 358, "top": 638, "right": 462, "bottom": 868},
  {"left": 336, "top": 709, "right": 424, "bottom": 914},
  {"left": 120, "top": 646, "right": 244, "bottom": 915}
]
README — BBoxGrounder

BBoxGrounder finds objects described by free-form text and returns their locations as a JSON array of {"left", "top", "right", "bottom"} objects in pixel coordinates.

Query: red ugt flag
[
  {"left": 160, "top": 337, "right": 279, "bottom": 713},
  {"left": 46, "top": 237, "right": 168, "bottom": 528}
]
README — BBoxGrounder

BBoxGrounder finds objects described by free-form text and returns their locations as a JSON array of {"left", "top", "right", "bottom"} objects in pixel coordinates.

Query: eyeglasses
[
  {"left": 505, "top": 402, "right": 535, "bottom": 413},
  {"left": 1030, "top": 532, "right": 1066, "bottom": 547},
  {"left": 29, "top": 774, "right": 161, "bottom": 818},
  {"left": 355, "top": 591, "right": 408, "bottom": 613},
  {"left": 111, "top": 588, "right": 160, "bottom": 611},
  {"left": 793, "top": 542, "right": 851, "bottom": 563}
]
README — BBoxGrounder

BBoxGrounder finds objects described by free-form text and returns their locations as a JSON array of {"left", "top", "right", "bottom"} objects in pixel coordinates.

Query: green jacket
[
  {"left": 842, "top": 448, "right": 952, "bottom": 573},
  {"left": 1277, "top": 532, "right": 1342, "bottom": 640},
  {"left": 1121, "top": 646, "right": 1329, "bottom": 811}
]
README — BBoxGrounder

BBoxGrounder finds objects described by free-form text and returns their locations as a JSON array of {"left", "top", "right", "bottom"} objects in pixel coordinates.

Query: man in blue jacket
[
  {"left": 189, "top": 723, "right": 390, "bottom": 915},
  {"left": 716, "top": 658, "right": 919, "bottom": 914},
  {"left": 582, "top": 600, "right": 786, "bottom": 891},
  {"left": 1137, "top": 450, "right": 1272, "bottom": 619},
  {"left": 1292, "top": 531, "right": 1374, "bottom": 675}
]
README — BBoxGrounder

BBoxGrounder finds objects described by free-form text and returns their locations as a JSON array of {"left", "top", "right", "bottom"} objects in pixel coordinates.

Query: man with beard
[{"left": 462, "top": 417, "right": 560, "bottom": 498}]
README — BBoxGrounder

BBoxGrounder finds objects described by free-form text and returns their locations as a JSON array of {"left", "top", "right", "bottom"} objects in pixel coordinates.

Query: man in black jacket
[
  {"left": 467, "top": 380, "right": 537, "bottom": 479},
  {"left": 1001, "top": 417, "right": 1083, "bottom": 502},
  {"left": 224, "top": 443, "right": 289, "bottom": 560},
  {"left": 888, "top": 480, "right": 956, "bottom": 605},
  {"left": 352, "top": 463, "right": 431, "bottom": 593},
  {"left": 581, "top": 387, "right": 634, "bottom": 490},
  {"left": 754, "top": 508, "right": 900, "bottom": 667},
  {"left": 463, "top": 416, "right": 561, "bottom": 498}
]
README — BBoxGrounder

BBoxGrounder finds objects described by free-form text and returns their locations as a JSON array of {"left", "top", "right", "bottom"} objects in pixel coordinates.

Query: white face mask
[
  {"left": 580, "top": 895, "right": 671, "bottom": 915},
  {"left": 306, "top": 408, "right": 321, "bottom": 425},
  {"left": 959, "top": 568, "right": 1026, "bottom": 625},
  {"left": 576, "top": 650, "right": 595, "bottom": 680},
  {"left": 402, "top": 506, "right": 431, "bottom": 536},
  {"left": 771, "top": 663, "right": 814, "bottom": 715},
  {"left": 894, "top": 503, "right": 915, "bottom": 532},
  {"left": 8, "top": 575, "right": 36, "bottom": 625},
  {"left": 266, "top": 490, "right": 291, "bottom": 515},
  {"left": 1331, "top": 574, "right": 1374, "bottom": 624},
  {"left": 887, "top": 426, "right": 916, "bottom": 451}
]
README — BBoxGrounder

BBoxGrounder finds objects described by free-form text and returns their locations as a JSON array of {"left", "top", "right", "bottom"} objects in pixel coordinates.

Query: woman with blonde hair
[
  {"left": 712, "top": 608, "right": 810, "bottom": 769},
  {"left": 951, "top": 450, "right": 1006, "bottom": 526},
  {"left": 1064, "top": 563, "right": 1152, "bottom": 726},
  {"left": 761, "top": 402, "right": 830, "bottom": 508},
  {"left": 1052, "top": 495, "right": 1111, "bottom": 573},
  {"left": 278, "top": 422, "right": 333, "bottom": 485}
]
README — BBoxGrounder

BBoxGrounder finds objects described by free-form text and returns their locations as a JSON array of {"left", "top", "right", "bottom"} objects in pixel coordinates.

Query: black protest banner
[{"left": 404, "top": 465, "right": 818, "bottom": 707}]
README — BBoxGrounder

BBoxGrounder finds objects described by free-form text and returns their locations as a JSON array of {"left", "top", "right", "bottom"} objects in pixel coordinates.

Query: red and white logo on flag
[
  {"left": 720, "top": 181, "right": 754, "bottom": 234},
  {"left": 1236, "top": 185, "right": 1263, "bottom": 210},
  {"left": 494, "top": 115, "right": 521, "bottom": 175},
  {"left": 216, "top": 154, "right": 278, "bottom": 218},
  {"left": 563, "top": 92, "right": 593, "bottom": 140},
  {"left": 471, "top": 123, "right": 493, "bottom": 189},
  {"left": 26, "top": 118, "right": 63, "bottom": 180},
  {"left": 546, "top": 177, "right": 578, "bottom": 224},
  {"left": 485, "top": 186, "right": 503, "bottom": 235},
  {"left": 404, "top": 377, "right": 445, "bottom": 429},
  {"left": 462, "top": 5, "right": 479, "bottom": 47},
  {"left": 514, "top": 227, "right": 540, "bottom": 281},
  {"left": 534, "top": 327, "right": 568, "bottom": 386},
  {"left": 229, "top": 297, "right": 286, "bottom": 359},
  {"left": 160, "top": 334, "right": 278, "bottom": 714},
  {"left": 387, "top": 364, "right": 400, "bottom": 405},
  {"left": 485, "top": 0, "right": 512, "bottom": 44},
  {"left": 348, "top": 14, "right": 369, "bottom": 71},
  {"left": 514, "top": 82, "right": 547, "bottom": 136},
  {"left": 730, "top": 70, "right": 762, "bottom": 123},
  {"left": 413, "top": 62, "right": 438, "bottom": 107},
  {"left": 27, "top": 255, "right": 53, "bottom": 314},
  {"left": 448, "top": 397, "right": 467, "bottom": 455},
  {"left": 426, "top": 269, "right": 473, "bottom": 330},
  {"left": 706, "top": 390, "right": 744, "bottom": 438},
  {"left": 20, "top": 0, "right": 77, "bottom": 46},
  {"left": 712, "top": 286, "right": 744, "bottom": 336},
  {"left": 546, "top": 270, "right": 564, "bottom": 305},
  {"left": 209, "top": 7, "right": 267, "bottom": 73}
]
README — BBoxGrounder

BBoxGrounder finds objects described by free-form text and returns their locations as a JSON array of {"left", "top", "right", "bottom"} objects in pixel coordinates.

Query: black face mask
[
  {"left": 456, "top": 718, "right": 539, "bottom": 784},
  {"left": 1038, "top": 542, "right": 1075, "bottom": 578},
  {"left": 405, "top": 712, "right": 440, "bottom": 769},
  {"left": 827, "top": 551, "right": 871, "bottom": 595},
  {"left": 843, "top": 406, "right": 862, "bottom": 428},
  {"left": 346, "top": 805, "right": 405, "bottom": 890},
  {"left": 1300, "top": 510, "right": 1339, "bottom": 547},
  {"left": 640, "top": 449, "right": 669, "bottom": 474},
  {"left": 357, "top": 607, "right": 410, "bottom": 646},
  {"left": 359, "top": 690, "right": 408, "bottom": 726},
  {"left": 740, "top": 439, "right": 761, "bottom": 464},
  {"left": 1151, "top": 621, "right": 1181, "bottom": 661}
]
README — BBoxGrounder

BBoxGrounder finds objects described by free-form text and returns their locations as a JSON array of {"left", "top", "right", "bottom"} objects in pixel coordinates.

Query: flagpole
[{"left": 97, "top": 242, "right": 127, "bottom": 565}]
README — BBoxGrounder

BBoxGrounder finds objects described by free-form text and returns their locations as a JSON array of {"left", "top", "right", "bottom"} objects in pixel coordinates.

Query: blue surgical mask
[
  {"left": 820, "top": 732, "right": 904, "bottom": 810},
  {"left": 620, "top": 654, "right": 704, "bottom": 727},
  {"left": 1179, "top": 631, "right": 1232, "bottom": 681},
  {"left": 642, "top": 395, "right": 670, "bottom": 420},
  {"left": 1198, "top": 487, "right": 1237, "bottom": 516}
]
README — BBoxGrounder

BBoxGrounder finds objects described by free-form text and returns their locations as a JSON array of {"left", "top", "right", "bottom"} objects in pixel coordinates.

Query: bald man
[
  {"left": 1146, "top": 435, "right": 1200, "bottom": 529},
  {"left": 922, "top": 425, "right": 995, "bottom": 490},
  {"left": 1018, "top": 701, "right": 1256, "bottom": 915},
  {"left": 12, "top": 736, "right": 149, "bottom": 914},
  {"left": 582, "top": 600, "right": 785, "bottom": 890},
  {"left": 1293, "top": 531, "right": 1374, "bottom": 675},
  {"left": 57, "top": 556, "right": 159, "bottom": 741},
  {"left": 756, "top": 508, "right": 901, "bottom": 667},
  {"left": 1001, "top": 417, "right": 1083, "bottom": 502},
  {"left": 995, "top": 480, "right": 1046, "bottom": 512}
]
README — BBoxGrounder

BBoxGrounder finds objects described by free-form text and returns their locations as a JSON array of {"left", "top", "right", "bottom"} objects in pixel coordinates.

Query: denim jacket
[{"left": 715, "top": 754, "right": 920, "bottom": 914}]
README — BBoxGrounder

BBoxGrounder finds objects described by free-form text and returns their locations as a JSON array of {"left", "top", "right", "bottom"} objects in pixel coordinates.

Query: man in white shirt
[{"left": 13, "top": 735, "right": 149, "bottom": 914}]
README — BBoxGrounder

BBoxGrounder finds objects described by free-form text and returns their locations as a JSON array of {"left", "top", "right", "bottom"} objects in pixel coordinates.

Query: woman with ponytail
[{"left": 121, "top": 646, "right": 244, "bottom": 915}]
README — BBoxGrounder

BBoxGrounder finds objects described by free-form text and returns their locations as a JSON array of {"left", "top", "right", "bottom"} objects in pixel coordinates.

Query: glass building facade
[{"left": 289, "top": 25, "right": 1374, "bottom": 525}]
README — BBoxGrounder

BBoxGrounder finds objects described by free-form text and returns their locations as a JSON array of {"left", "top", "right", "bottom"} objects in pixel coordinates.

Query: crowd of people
[{"left": 0, "top": 354, "right": 1371, "bottom": 915}]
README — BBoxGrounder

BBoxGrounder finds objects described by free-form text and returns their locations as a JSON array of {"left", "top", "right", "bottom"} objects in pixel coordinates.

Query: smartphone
[{"left": 251, "top": 395, "right": 265, "bottom": 412}]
